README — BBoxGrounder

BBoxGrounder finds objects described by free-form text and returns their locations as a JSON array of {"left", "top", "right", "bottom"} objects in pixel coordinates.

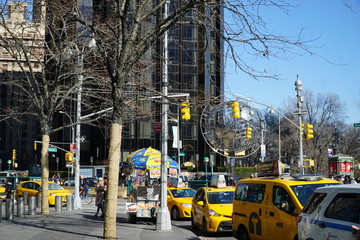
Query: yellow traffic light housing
[
  {"left": 301, "top": 123, "right": 305, "bottom": 136},
  {"left": 65, "top": 152, "right": 74, "bottom": 162},
  {"left": 181, "top": 100, "right": 191, "bottom": 120},
  {"left": 305, "top": 123, "right": 314, "bottom": 140},
  {"left": 12, "top": 149, "right": 16, "bottom": 161},
  {"left": 34, "top": 142, "right": 37, "bottom": 150},
  {"left": 231, "top": 101, "right": 241, "bottom": 119},
  {"left": 245, "top": 127, "right": 252, "bottom": 139}
]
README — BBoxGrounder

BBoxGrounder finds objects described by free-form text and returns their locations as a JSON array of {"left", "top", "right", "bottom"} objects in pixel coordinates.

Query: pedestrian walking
[
  {"left": 5, "top": 179, "right": 12, "bottom": 198},
  {"left": 94, "top": 177, "right": 106, "bottom": 217}
]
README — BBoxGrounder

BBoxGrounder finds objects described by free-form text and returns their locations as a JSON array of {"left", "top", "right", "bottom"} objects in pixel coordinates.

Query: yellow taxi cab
[
  {"left": 167, "top": 186, "right": 196, "bottom": 220},
  {"left": 191, "top": 175, "right": 235, "bottom": 236},
  {"left": 0, "top": 185, "right": 6, "bottom": 201},
  {"left": 15, "top": 180, "right": 71, "bottom": 205},
  {"left": 232, "top": 161, "right": 341, "bottom": 240}
]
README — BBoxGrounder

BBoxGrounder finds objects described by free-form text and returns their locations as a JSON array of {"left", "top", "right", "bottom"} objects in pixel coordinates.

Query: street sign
[
  {"left": 154, "top": 122, "right": 162, "bottom": 132},
  {"left": 354, "top": 123, "right": 360, "bottom": 127},
  {"left": 261, "top": 144, "right": 266, "bottom": 157},
  {"left": 70, "top": 144, "right": 76, "bottom": 151},
  {"left": 179, "top": 152, "right": 185, "bottom": 156},
  {"left": 48, "top": 148, "right": 57, "bottom": 152},
  {"left": 66, "top": 163, "right": 73, "bottom": 168}
]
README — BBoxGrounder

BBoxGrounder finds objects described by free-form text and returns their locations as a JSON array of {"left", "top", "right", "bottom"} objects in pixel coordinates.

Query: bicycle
[{"left": 80, "top": 188, "right": 93, "bottom": 204}]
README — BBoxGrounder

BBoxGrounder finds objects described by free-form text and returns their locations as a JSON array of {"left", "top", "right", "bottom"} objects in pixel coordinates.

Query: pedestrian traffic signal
[
  {"left": 181, "top": 100, "right": 191, "bottom": 120},
  {"left": 245, "top": 127, "right": 252, "bottom": 139},
  {"left": 12, "top": 149, "right": 16, "bottom": 161},
  {"left": 65, "top": 152, "right": 74, "bottom": 162},
  {"left": 305, "top": 123, "right": 314, "bottom": 140},
  {"left": 231, "top": 101, "right": 241, "bottom": 118}
]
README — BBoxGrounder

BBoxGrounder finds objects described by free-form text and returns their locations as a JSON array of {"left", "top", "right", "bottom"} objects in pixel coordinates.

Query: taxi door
[
  {"left": 264, "top": 183, "right": 298, "bottom": 240},
  {"left": 233, "top": 182, "right": 267, "bottom": 240},
  {"left": 192, "top": 188, "right": 206, "bottom": 226},
  {"left": 167, "top": 189, "right": 174, "bottom": 211}
]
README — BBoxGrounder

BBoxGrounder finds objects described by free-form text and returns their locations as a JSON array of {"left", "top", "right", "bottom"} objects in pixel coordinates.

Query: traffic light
[
  {"left": 34, "top": 142, "right": 37, "bottom": 150},
  {"left": 301, "top": 123, "right": 305, "bottom": 136},
  {"left": 181, "top": 100, "right": 191, "bottom": 120},
  {"left": 245, "top": 127, "right": 252, "bottom": 139},
  {"left": 305, "top": 123, "right": 314, "bottom": 140},
  {"left": 65, "top": 152, "right": 74, "bottom": 162},
  {"left": 231, "top": 101, "right": 241, "bottom": 119},
  {"left": 12, "top": 149, "right": 16, "bottom": 161}
]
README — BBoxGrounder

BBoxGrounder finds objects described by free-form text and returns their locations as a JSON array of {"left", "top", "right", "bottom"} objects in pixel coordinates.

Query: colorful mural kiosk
[
  {"left": 329, "top": 154, "right": 354, "bottom": 178},
  {"left": 123, "top": 147, "right": 179, "bottom": 223}
]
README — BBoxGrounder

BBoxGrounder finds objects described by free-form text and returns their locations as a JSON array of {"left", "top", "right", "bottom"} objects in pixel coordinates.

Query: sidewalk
[{"left": 0, "top": 200, "right": 199, "bottom": 240}]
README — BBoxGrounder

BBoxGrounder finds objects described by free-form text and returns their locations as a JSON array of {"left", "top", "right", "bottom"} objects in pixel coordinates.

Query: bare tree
[
  {"left": 65, "top": 0, "right": 324, "bottom": 237},
  {"left": 0, "top": 0, "right": 106, "bottom": 214},
  {"left": 277, "top": 91, "right": 346, "bottom": 174}
]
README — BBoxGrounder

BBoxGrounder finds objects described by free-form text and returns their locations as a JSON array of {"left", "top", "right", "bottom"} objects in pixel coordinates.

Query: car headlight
[
  {"left": 181, "top": 203, "right": 192, "bottom": 208},
  {"left": 208, "top": 209, "right": 221, "bottom": 217}
]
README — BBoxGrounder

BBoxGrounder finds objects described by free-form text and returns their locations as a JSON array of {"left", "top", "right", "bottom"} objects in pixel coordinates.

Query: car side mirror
[
  {"left": 280, "top": 201, "right": 296, "bottom": 214},
  {"left": 36, "top": 187, "right": 42, "bottom": 192},
  {"left": 280, "top": 201, "right": 289, "bottom": 212}
]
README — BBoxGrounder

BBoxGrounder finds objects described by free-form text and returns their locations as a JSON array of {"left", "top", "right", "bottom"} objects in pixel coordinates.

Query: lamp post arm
[{"left": 234, "top": 94, "right": 301, "bottom": 130}]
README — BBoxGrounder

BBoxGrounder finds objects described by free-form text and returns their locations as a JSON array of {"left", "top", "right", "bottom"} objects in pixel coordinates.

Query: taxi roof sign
[
  {"left": 168, "top": 177, "right": 185, "bottom": 188},
  {"left": 210, "top": 175, "right": 226, "bottom": 188}
]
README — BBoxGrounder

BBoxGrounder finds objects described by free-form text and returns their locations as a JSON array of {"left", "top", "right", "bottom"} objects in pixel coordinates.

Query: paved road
[{"left": 0, "top": 199, "right": 235, "bottom": 240}]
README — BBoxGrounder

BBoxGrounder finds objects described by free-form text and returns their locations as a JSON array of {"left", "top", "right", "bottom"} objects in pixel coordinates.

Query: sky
[{"left": 225, "top": 0, "right": 360, "bottom": 124}]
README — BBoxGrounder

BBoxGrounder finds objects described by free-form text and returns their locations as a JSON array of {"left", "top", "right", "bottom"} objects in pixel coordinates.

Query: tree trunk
[
  {"left": 103, "top": 123, "right": 122, "bottom": 239},
  {"left": 41, "top": 134, "right": 50, "bottom": 214}
]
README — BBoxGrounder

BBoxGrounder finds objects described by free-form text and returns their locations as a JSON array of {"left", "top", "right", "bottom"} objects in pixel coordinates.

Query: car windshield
[
  {"left": 207, "top": 191, "right": 234, "bottom": 204},
  {"left": 48, "top": 183, "right": 64, "bottom": 190},
  {"left": 170, "top": 188, "right": 196, "bottom": 198},
  {"left": 291, "top": 183, "right": 340, "bottom": 206}
]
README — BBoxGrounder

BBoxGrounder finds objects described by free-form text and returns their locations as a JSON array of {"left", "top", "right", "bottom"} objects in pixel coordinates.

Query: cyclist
[{"left": 79, "top": 175, "right": 89, "bottom": 196}]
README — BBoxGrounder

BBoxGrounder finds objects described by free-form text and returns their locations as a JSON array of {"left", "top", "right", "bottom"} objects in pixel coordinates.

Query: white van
[{"left": 298, "top": 184, "right": 360, "bottom": 240}]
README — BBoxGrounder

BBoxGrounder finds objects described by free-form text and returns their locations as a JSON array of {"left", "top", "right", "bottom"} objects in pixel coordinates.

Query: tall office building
[
  {"left": 0, "top": 1, "right": 43, "bottom": 170},
  {"left": 0, "top": 1, "right": 224, "bottom": 172},
  {"left": 81, "top": 1, "right": 225, "bottom": 168}
]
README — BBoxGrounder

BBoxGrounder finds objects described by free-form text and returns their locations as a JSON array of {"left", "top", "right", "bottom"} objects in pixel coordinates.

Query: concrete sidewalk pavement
[{"left": 0, "top": 199, "right": 199, "bottom": 240}]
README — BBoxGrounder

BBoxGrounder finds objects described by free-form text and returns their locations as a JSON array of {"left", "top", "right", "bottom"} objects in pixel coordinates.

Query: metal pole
[
  {"left": 156, "top": 0, "right": 171, "bottom": 231},
  {"left": 74, "top": 54, "right": 83, "bottom": 209},
  {"left": 177, "top": 107, "right": 181, "bottom": 175},
  {"left": 278, "top": 114, "right": 282, "bottom": 175},
  {"left": 261, "top": 120, "right": 265, "bottom": 162},
  {"left": 295, "top": 76, "right": 304, "bottom": 174},
  {"left": 205, "top": 162, "right": 208, "bottom": 187}
]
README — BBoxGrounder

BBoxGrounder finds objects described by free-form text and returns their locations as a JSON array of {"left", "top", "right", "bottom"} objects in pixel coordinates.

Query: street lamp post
[
  {"left": 59, "top": 110, "right": 75, "bottom": 189},
  {"left": 295, "top": 76, "right": 305, "bottom": 174},
  {"left": 7, "top": 160, "right": 11, "bottom": 174},
  {"left": 234, "top": 93, "right": 304, "bottom": 174},
  {"left": 59, "top": 111, "right": 75, "bottom": 146},
  {"left": 204, "top": 157, "right": 209, "bottom": 187},
  {"left": 270, "top": 109, "right": 282, "bottom": 175},
  {"left": 156, "top": 0, "right": 171, "bottom": 231}
]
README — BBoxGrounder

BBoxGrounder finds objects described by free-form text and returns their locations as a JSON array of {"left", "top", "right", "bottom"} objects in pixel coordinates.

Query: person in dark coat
[
  {"left": 94, "top": 177, "right": 106, "bottom": 217},
  {"left": 5, "top": 179, "right": 12, "bottom": 198}
]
